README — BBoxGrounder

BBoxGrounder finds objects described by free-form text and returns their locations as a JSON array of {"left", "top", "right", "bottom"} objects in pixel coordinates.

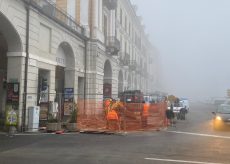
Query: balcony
[
  {"left": 118, "top": 52, "right": 130, "bottom": 66},
  {"left": 26, "top": 0, "right": 85, "bottom": 36},
  {"left": 129, "top": 60, "right": 137, "bottom": 71},
  {"left": 106, "top": 36, "right": 120, "bottom": 55},
  {"left": 103, "top": 0, "right": 118, "bottom": 10},
  {"left": 136, "top": 64, "right": 142, "bottom": 74}
]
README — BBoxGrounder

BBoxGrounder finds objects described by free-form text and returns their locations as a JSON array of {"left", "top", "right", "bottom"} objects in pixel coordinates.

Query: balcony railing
[
  {"left": 103, "top": 0, "right": 118, "bottom": 10},
  {"left": 136, "top": 64, "right": 142, "bottom": 74},
  {"left": 106, "top": 36, "right": 120, "bottom": 55},
  {"left": 118, "top": 52, "right": 130, "bottom": 66},
  {"left": 25, "top": 0, "right": 85, "bottom": 36}
]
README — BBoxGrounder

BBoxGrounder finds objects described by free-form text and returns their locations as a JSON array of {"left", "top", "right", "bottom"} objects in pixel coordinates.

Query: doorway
[
  {"left": 0, "top": 32, "right": 8, "bottom": 119},
  {"left": 103, "top": 60, "right": 112, "bottom": 98}
]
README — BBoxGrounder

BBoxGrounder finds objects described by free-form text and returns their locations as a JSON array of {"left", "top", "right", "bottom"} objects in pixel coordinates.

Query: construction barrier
[
  {"left": 77, "top": 97, "right": 168, "bottom": 132},
  {"left": 22, "top": 93, "right": 168, "bottom": 133}
]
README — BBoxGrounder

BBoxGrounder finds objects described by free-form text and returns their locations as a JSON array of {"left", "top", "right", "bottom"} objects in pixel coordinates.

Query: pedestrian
[
  {"left": 179, "top": 108, "right": 186, "bottom": 120},
  {"left": 166, "top": 104, "right": 175, "bottom": 127}
]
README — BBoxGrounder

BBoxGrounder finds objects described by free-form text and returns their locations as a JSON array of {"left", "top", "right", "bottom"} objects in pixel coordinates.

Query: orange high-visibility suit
[
  {"left": 142, "top": 103, "right": 150, "bottom": 127},
  {"left": 106, "top": 110, "right": 120, "bottom": 131},
  {"left": 142, "top": 103, "right": 150, "bottom": 116},
  {"left": 106, "top": 110, "right": 119, "bottom": 120}
]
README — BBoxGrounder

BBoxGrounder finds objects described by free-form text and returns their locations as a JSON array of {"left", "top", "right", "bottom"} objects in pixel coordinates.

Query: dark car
[
  {"left": 119, "top": 90, "right": 144, "bottom": 103},
  {"left": 212, "top": 104, "right": 230, "bottom": 130}
]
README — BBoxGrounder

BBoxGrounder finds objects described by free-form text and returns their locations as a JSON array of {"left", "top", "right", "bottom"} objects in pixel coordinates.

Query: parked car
[
  {"left": 212, "top": 104, "right": 230, "bottom": 130},
  {"left": 119, "top": 90, "right": 144, "bottom": 103}
]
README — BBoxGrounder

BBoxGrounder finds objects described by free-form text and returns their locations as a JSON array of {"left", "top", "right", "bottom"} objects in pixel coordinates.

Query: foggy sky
[{"left": 131, "top": 0, "right": 230, "bottom": 101}]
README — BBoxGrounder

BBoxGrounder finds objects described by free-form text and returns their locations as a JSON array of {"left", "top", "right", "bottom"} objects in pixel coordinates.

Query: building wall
[
  {"left": 0, "top": 0, "right": 86, "bottom": 128},
  {"left": 0, "top": 0, "right": 159, "bottom": 129}
]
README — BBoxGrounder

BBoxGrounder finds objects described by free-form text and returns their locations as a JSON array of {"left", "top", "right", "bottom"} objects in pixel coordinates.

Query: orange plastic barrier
[{"left": 77, "top": 99, "right": 168, "bottom": 132}]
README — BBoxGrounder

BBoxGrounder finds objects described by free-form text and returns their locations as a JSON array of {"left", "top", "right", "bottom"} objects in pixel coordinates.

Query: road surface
[{"left": 0, "top": 102, "right": 230, "bottom": 164}]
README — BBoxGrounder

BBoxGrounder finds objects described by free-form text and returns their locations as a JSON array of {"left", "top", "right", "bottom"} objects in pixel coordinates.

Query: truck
[
  {"left": 180, "top": 98, "right": 190, "bottom": 113},
  {"left": 167, "top": 97, "right": 188, "bottom": 120}
]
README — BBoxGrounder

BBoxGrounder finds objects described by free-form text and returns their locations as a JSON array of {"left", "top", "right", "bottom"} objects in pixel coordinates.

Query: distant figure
[
  {"left": 179, "top": 108, "right": 186, "bottom": 120},
  {"left": 166, "top": 107, "right": 175, "bottom": 127}
]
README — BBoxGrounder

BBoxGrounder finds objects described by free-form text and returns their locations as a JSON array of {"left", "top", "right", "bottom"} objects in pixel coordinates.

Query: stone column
[{"left": 89, "top": 0, "right": 104, "bottom": 42}]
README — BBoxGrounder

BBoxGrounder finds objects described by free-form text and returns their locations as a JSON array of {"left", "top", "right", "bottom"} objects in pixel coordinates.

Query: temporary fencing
[{"left": 24, "top": 92, "right": 168, "bottom": 133}]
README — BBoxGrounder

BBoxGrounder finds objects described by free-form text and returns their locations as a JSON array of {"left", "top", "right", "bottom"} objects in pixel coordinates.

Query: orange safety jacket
[
  {"left": 142, "top": 103, "right": 150, "bottom": 117},
  {"left": 106, "top": 110, "right": 119, "bottom": 120}
]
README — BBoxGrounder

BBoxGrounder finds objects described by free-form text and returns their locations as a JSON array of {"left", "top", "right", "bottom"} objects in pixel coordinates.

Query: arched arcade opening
[
  {"left": 0, "top": 13, "right": 22, "bottom": 126},
  {"left": 103, "top": 60, "right": 112, "bottom": 98}
]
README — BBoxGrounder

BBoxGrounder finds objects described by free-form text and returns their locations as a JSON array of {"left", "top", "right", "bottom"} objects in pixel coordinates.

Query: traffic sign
[{"left": 5, "top": 106, "right": 18, "bottom": 126}]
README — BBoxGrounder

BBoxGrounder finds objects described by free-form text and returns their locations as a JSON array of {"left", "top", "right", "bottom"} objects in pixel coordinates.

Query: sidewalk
[{"left": 0, "top": 130, "right": 80, "bottom": 136}]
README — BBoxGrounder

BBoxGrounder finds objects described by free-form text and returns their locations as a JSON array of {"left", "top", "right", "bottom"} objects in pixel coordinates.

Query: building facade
[{"left": 0, "top": 0, "right": 158, "bottom": 131}]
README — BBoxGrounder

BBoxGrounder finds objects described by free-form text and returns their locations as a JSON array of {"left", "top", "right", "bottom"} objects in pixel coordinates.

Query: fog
[{"left": 131, "top": 0, "right": 230, "bottom": 101}]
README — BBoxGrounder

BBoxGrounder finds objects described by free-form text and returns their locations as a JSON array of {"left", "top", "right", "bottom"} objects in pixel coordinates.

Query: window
[
  {"left": 104, "top": 15, "right": 108, "bottom": 38},
  {"left": 125, "top": 16, "right": 127, "bottom": 31},
  {"left": 129, "top": 23, "right": 131, "bottom": 35},
  {"left": 120, "top": 36, "right": 123, "bottom": 51},
  {"left": 120, "top": 9, "right": 123, "bottom": 25},
  {"left": 39, "top": 24, "right": 51, "bottom": 53}
]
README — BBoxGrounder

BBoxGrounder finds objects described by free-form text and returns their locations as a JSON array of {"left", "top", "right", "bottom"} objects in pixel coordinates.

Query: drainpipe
[
  {"left": 83, "top": 39, "right": 88, "bottom": 116},
  {"left": 22, "top": 0, "right": 30, "bottom": 132}
]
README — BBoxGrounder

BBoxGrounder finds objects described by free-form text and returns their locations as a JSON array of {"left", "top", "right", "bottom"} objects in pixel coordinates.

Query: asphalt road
[{"left": 1, "top": 102, "right": 230, "bottom": 164}]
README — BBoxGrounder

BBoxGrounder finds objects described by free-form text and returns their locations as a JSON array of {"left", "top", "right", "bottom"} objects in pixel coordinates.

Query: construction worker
[
  {"left": 106, "top": 99, "right": 121, "bottom": 131},
  {"left": 106, "top": 109, "right": 120, "bottom": 131},
  {"left": 104, "top": 98, "right": 113, "bottom": 117},
  {"left": 141, "top": 101, "right": 149, "bottom": 128}
]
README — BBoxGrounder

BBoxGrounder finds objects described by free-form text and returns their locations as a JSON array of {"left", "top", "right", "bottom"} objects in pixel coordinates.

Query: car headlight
[{"left": 216, "top": 116, "right": 222, "bottom": 121}]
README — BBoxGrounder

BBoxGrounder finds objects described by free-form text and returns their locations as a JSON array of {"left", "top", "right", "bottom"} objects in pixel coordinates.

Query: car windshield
[{"left": 217, "top": 105, "right": 230, "bottom": 114}]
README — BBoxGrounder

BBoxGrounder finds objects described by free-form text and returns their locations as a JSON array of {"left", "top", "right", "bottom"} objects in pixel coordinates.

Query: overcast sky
[{"left": 131, "top": 0, "right": 230, "bottom": 101}]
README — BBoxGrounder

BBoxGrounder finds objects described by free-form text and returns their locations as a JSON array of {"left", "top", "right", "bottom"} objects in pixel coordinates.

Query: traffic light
[{"left": 41, "top": 78, "right": 48, "bottom": 91}]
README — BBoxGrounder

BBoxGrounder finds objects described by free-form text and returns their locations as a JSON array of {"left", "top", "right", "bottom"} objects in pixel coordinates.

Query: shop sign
[
  {"left": 56, "top": 57, "right": 65, "bottom": 66},
  {"left": 7, "top": 83, "right": 19, "bottom": 104},
  {"left": 64, "top": 88, "right": 74, "bottom": 102},
  {"left": 5, "top": 105, "right": 18, "bottom": 126}
]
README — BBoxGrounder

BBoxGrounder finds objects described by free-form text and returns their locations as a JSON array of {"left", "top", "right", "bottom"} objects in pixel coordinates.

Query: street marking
[
  {"left": 167, "top": 131, "right": 230, "bottom": 139},
  {"left": 14, "top": 132, "right": 79, "bottom": 136},
  {"left": 145, "top": 157, "right": 223, "bottom": 164},
  {"left": 14, "top": 133, "right": 55, "bottom": 136}
]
